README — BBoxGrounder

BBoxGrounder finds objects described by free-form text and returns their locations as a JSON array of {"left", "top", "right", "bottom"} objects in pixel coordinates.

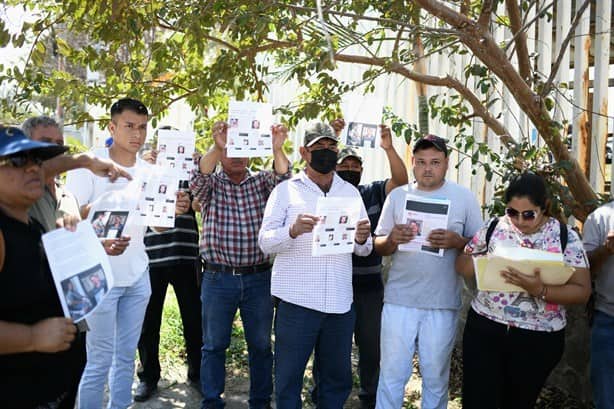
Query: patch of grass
[{"left": 159, "top": 287, "right": 187, "bottom": 373}]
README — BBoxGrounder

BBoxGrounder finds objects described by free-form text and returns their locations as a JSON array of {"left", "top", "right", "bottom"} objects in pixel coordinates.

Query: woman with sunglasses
[{"left": 455, "top": 172, "right": 590, "bottom": 409}]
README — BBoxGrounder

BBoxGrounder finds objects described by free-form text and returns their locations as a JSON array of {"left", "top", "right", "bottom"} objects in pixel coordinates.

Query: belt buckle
[{"left": 232, "top": 267, "right": 241, "bottom": 276}]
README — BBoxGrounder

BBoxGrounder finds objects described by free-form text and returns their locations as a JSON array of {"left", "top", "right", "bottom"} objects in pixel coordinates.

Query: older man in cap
[
  {"left": 259, "top": 122, "right": 373, "bottom": 409},
  {"left": 373, "top": 134, "right": 482, "bottom": 409}
]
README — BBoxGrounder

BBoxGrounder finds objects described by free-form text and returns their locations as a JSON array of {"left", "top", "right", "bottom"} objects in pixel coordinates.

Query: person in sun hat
[{"left": 0, "top": 125, "right": 84, "bottom": 408}]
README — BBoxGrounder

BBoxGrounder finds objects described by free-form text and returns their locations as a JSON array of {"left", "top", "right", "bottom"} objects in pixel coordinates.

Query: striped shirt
[
  {"left": 259, "top": 171, "right": 372, "bottom": 314},
  {"left": 190, "top": 166, "right": 291, "bottom": 266},
  {"left": 144, "top": 210, "right": 199, "bottom": 268}
]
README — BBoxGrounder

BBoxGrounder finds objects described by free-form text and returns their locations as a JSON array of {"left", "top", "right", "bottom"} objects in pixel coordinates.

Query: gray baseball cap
[
  {"left": 303, "top": 122, "right": 339, "bottom": 147},
  {"left": 337, "top": 146, "right": 363, "bottom": 164}
]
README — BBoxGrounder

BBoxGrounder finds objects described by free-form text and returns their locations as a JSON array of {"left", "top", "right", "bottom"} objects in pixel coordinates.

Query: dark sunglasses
[
  {"left": 0, "top": 153, "right": 44, "bottom": 168},
  {"left": 505, "top": 207, "right": 539, "bottom": 221}
]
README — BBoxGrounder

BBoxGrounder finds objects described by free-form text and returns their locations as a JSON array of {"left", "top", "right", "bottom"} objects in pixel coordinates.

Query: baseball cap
[
  {"left": 303, "top": 122, "right": 339, "bottom": 147},
  {"left": 0, "top": 126, "right": 68, "bottom": 159},
  {"left": 412, "top": 134, "right": 448, "bottom": 157},
  {"left": 337, "top": 146, "right": 363, "bottom": 165}
]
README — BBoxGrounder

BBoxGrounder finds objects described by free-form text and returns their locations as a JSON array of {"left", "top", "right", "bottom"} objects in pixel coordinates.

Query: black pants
[
  {"left": 137, "top": 262, "right": 203, "bottom": 384},
  {"left": 462, "top": 308, "right": 565, "bottom": 409},
  {"left": 353, "top": 282, "right": 383, "bottom": 408}
]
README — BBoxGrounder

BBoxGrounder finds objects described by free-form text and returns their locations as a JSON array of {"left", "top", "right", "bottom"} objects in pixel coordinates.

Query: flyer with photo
[
  {"left": 156, "top": 129, "right": 196, "bottom": 183},
  {"left": 135, "top": 167, "right": 179, "bottom": 228},
  {"left": 42, "top": 221, "right": 114, "bottom": 323},
  {"left": 91, "top": 210, "right": 129, "bottom": 239},
  {"left": 311, "top": 197, "right": 362, "bottom": 256},
  {"left": 341, "top": 96, "right": 384, "bottom": 148},
  {"left": 226, "top": 100, "right": 274, "bottom": 158},
  {"left": 398, "top": 194, "right": 450, "bottom": 257}
]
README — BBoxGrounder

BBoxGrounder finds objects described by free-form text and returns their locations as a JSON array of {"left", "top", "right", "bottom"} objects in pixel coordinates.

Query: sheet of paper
[
  {"left": 311, "top": 197, "right": 362, "bottom": 256},
  {"left": 341, "top": 96, "right": 384, "bottom": 148},
  {"left": 474, "top": 247, "right": 575, "bottom": 292},
  {"left": 42, "top": 221, "right": 114, "bottom": 323},
  {"left": 398, "top": 194, "right": 450, "bottom": 257},
  {"left": 156, "top": 129, "right": 196, "bottom": 184},
  {"left": 135, "top": 167, "right": 179, "bottom": 228},
  {"left": 226, "top": 101, "right": 274, "bottom": 158}
]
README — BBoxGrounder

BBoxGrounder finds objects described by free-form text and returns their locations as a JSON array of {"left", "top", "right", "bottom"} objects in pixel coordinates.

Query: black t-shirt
[
  {"left": 352, "top": 180, "right": 388, "bottom": 291},
  {"left": 0, "top": 210, "right": 85, "bottom": 408}
]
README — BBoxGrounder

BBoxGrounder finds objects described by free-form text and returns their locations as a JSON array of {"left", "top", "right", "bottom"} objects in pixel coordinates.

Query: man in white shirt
[
  {"left": 66, "top": 98, "right": 190, "bottom": 408},
  {"left": 374, "top": 135, "right": 482, "bottom": 409},
  {"left": 259, "top": 122, "right": 372, "bottom": 409}
]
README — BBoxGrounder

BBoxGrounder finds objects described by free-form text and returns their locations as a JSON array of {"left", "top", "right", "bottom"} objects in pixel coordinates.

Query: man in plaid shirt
[{"left": 190, "top": 120, "right": 290, "bottom": 409}]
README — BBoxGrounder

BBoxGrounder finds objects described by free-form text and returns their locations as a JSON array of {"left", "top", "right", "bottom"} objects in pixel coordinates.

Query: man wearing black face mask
[
  {"left": 331, "top": 120, "right": 408, "bottom": 409},
  {"left": 259, "top": 122, "right": 373, "bottom": 409}
]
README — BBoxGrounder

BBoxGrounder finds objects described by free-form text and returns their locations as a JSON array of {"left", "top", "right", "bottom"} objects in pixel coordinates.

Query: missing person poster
[
  {"left": 341, "top": 96, "right": 384, "bottom": 148},
  {"left": 135, "top": 167, "right": 179, "bottom": 228},
  {"left": 156, "top": 129, "right": 196, "bottom": 183},
  {"left": 42, "top": 221, "right": 114, "bottom": 323},
  {"left": 226, "top": 101, "right": 274, "bottom": 158},
  {"left": 311, "top": 197, "right": 362, "bottom": 256},
  {"left": 398, "top": 194, "right": 450, "bottom": 257}
]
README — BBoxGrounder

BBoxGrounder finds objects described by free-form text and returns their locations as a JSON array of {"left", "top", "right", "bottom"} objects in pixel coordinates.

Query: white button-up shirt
[{"left": 259, "top": 171, "right": 372, "bottom": 314}]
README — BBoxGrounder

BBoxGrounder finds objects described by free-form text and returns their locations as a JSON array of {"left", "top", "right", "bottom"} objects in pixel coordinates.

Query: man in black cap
[
  {"left": 373, "top": 134, "right": 482, "bottom": 409},
  {"left": 333, "top": 121, "right": 408, "bottom": 409}
]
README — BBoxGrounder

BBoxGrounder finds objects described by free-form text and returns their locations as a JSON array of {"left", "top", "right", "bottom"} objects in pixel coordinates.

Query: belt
[{"left": 206, "top": 262, "right": 271, "bottom": 275}]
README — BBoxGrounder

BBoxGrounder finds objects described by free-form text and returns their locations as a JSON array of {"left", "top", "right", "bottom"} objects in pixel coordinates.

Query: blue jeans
[
  {"left": 200, "top": 269, "right": 273, "bottom": 409},
  {"left": 275, "top": 300, "right": 355, "bottom": 409},
  {"left": 591, "top": 310, "right": 614, "bottom": 409},
  {"left": 78, "top": 271, "right": 151, "bottom": 409}
]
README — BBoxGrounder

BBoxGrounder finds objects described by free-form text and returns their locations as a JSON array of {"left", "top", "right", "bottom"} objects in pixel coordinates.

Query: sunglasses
[
  {"left": 0, "top": 153, "right": 44, "bottom": 168},
  {"left": 505, "top": 207, "right": 539, "bottom": 221}
]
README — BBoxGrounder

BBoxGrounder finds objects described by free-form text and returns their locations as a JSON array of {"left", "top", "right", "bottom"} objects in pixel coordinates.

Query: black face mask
[
  {"left": 309, "top": 148, "right": 338, "bottom": 174},
  {"left": 337, "top": 170, "right": 361, "bottom": 187}
]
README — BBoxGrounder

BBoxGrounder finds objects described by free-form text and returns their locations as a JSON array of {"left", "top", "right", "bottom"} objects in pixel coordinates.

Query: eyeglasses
[
  {"left": 0, "top": 153, "right": 44, "bottom": 168},
  {"left": 505, "top": 207, "right": 539, "bottom": 221}
]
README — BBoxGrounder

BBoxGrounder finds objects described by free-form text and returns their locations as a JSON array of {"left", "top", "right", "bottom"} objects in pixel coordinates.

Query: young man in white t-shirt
[{"left": 66, "top": 98, "right": 190, "bottom": 408}]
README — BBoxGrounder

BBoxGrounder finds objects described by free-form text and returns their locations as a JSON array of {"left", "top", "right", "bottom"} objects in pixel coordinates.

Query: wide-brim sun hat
[{"left": 0, "top": 126, "right": 68, "bottom": 160}]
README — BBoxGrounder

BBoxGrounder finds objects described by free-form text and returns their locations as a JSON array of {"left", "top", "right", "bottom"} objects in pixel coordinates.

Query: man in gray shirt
[
  {"left": 583, "top": 202, "right": 614, "bottom": 409},
  {"left": 23, "top": 116, "right": 81, "bottom": 231},
  {"left": 374, "top": 135, "right": 482, "bottom": 409}
]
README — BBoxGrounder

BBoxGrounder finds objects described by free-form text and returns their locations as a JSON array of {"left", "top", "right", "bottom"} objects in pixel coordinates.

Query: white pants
[
  {"left": 376, "top": 304, "right": 458, "bottom": 409},
  {"left": 78, "top": 272, "right": 151, "bottom": 409}
]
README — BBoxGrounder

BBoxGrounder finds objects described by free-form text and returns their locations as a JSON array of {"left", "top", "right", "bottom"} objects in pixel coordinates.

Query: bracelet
[{"left": 539, "top": 285, "right": 548, "bottom": 301}]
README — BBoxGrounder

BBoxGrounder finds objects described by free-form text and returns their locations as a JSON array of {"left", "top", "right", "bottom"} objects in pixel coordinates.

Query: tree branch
[
  {"left": 505, "top": 0, "right": 531, "bottom": 82},
  {"left": 504, "top": 0, "right": 554, "bottom": 52},
  {"left": 414, "top": 0, "right": 597, "bottom": 219},
  {"left": 540, "top": 0, "right": 590, "bottom": 97},
  {"left": 277, "top": 3, "right": 459, "bottom": 35},
  {"left": 477, "top": 0, "right": 495, "bottom": 30},
  {"left": 334, "top": 53, "right": 516, "bottom": 149}
]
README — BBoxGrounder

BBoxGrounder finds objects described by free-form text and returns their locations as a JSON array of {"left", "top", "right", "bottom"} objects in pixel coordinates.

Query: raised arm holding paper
[{"left": 455, "top": 172, "right": 590, "bottom": 409}]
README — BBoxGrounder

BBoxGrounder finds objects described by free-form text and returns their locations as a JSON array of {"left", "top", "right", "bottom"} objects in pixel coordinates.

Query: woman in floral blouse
[{"left": 456, "top": 172, "right": 590, "bottom": 409}]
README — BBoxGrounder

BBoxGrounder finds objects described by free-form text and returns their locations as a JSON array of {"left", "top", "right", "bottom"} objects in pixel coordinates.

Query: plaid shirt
[{"left": 190, "top": 166, "right": 291, "bottom": 266}]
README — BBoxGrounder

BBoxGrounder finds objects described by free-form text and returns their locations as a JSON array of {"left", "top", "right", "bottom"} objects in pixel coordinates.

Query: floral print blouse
[{"left": 464, "top": 216, "right": 588, "bottom": 332}]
